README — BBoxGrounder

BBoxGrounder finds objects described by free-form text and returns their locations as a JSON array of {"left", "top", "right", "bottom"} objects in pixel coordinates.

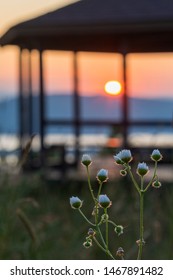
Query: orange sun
[{"left": 104, "top": 80, "right": 122, "bottom": 96}]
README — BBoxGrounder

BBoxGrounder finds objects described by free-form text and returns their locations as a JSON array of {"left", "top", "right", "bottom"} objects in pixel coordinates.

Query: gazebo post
[
  {"left": 18, "top": 48, "right": 24, "bottom": 153},
  {"left": 38, "top": 49, "right": 45, "bottom": 165},
  {"left": 122, "top": 53, "right": 128, "bottom": 148},
  {"left": 73, "top": 51, "right": 80, "bottom": 165},
  {"left": 28, "top": 50, "right": 33, "bottom": 137}
]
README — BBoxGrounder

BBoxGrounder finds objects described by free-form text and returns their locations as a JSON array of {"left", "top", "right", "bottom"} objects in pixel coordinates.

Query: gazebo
[{"left": 1, "top": 0, "right": 173, "bottom": 169}]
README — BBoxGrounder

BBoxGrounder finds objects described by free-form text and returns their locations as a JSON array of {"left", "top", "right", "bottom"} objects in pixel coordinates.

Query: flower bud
[
  {"left": 116, "top": 247, "right": 124, "bottom": 258},
  {"left": 113, "top": 149, "right": 132, "bottom": 165},
  {"left": 83, "top": 239, "right": 92, "bottom": 248},
  {"left": 70, "top": 196, "right": 83, "bottom": 209},
  {"left": 136, "top": 162, "right": 149, "bottom": 177},
  {"left": 101, "top": 213, "right": 109, "bottom": 222},
  {"left": 151, "top": 149, "right": 163, "bottom": 162},
  {"left": 120, "top": 169, "right": 127, "bottom": 176},
  {"left": 96, "top": 169, "right": 108, "bottom": 183},
  {"left": 152, "top": 180, "right": 162, "bottom": 188},
  {"left": 114, "top": 225, "right": 124, "bottom": 236},
  {"left": 87, "top": 228, "right": 96, "bottom": 237},
  {"left": 98, "top": 194, "right": 112, "bottom": 209},
  {"left": 81, "top": 154, "right": 92, "bottom": 167}
]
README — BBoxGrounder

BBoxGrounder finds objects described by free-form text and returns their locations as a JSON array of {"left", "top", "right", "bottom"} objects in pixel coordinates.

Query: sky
[{"left": 1, "top": 0, "right": 173, "bottom": 99}]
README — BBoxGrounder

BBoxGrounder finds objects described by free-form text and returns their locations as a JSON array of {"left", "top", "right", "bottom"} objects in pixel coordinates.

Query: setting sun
[{"left": 104, "top": 80, "right": 122, "bottom": 96}]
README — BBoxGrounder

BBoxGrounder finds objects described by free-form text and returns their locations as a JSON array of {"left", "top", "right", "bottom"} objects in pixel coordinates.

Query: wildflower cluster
[
  {"left": 113, "top": 149, "right": 162, "bottom": 259},
  {"left": 70, "top": 149, "right": 162, "bottom": 260}
]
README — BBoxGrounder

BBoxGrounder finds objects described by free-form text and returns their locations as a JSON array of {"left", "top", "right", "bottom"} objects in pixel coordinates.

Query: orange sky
[
  {"left": 1, "top": 1, "right": 173, "bottom": 99},
  {"left": 43, "top": 51, "right": 123, "bottom": 96},
  {"left": 1, "top": 46, "right": 173, "bottom": 99}
]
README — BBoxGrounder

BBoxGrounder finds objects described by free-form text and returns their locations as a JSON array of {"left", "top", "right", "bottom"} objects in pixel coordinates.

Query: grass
[{"left": 0, "top": 171, "right": 173, "bottom": 259}]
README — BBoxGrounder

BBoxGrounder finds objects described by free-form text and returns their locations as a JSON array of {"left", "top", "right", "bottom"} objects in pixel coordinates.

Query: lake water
[{"left": 1, "top": 132, "right": 173, "bottom": 152}]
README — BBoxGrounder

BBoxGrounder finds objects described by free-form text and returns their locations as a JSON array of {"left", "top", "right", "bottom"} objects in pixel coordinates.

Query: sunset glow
[
  {"left": 104, "top": 80, "right": 122, "bottom": 96},
  {"left": 1, "top": 1, "right": 173, "bottom": 99}
]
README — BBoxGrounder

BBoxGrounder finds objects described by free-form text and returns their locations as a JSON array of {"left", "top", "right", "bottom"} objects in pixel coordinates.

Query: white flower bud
[
  {"left": 96, "top": 169, "right": 108, "bottom": 183},
  {"left": 151, "top": 149, "right": 163, "bottom": 162},
  {"left": 81, "top": 154, "right": 92, "bottom": 167},
  {"left": 113, "top": 149, "right": 132, "bottom": 165},
  {"left": 136, "top": 162, "right": 149, "bottom": 177},
  {"left": 70, "top": 196, "right": 83, "bottom": 209},
  {"left": 98, "top": 194, "right": 112, "bottom": 209}
]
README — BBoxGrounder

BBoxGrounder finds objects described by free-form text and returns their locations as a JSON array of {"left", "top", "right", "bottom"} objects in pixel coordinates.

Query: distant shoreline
[{"left": 1, "top": 132, "right": 173, "bottom": 152}]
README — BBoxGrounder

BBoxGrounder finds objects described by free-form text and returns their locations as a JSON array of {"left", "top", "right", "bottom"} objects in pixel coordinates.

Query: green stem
[
  {"left": 107, "top": 220, "right": 117, "bottom": 227},
  {"left": 78, "top": 209, "right": 112, "bottom": 257},
  {"left": 93, "top": 237, "right": 115, "bottom": 260},
  {"left": 137, "top": 190, "right": 144, "bottom": 260},
  {"left": 141, "top": 176, "right": 144, "bottom": 191},
  {"left": 104, "top": 208, "right": 109, "bottom": 251},
  {"left": 96, "top": 225, "right": 106, "bottom": 247},
  {"left": 78, "top": 209, "right": 95, "bottom": 226},
  {"left": 97, "top": 182, "right": 103, "bottom": 199},
  {"left": 85, "top": 167, "right": 115, "bottom": 260},
  {"left": 96, "top": 224, "right": 115, "bottom": 260},
  {"left": 94, "top": 200, "right": 99, "bottom": 225},
  {"left": 144, "top": 161, "right": 157, "bottom": 192},
  {"left": 126, "top": 165, "right": 141, "bottom": 194},
  {"left": 94, "top": 182, "right": 103, "bottom": 226},
  {"left": 86, "top": 166, "right": 96, "bottom": 203}
]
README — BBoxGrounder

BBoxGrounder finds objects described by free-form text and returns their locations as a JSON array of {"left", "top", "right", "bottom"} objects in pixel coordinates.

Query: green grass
[{"left": 0, "top": 172, "right": 173, "bottom": 259}]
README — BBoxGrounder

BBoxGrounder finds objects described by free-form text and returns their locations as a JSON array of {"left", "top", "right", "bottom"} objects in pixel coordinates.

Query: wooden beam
[
  {"left": 122, "top": 53, "right": 128, "bottom": 148},
  {"left": 73, "top": 51, "right": 80, "bottom": 164},
  {"left": 39, "top": 50, "right": 45, "bottom": 161}
]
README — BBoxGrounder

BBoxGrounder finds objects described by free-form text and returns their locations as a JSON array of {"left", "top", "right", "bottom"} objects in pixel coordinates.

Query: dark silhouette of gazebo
[{"left": 1, "top": 0, "right": 173, "bottom": 169}]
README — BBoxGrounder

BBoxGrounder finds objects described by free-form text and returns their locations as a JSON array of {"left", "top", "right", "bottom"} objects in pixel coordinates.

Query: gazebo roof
[{"left": 2, "top": 0, "right": 173, "bottom": 52}]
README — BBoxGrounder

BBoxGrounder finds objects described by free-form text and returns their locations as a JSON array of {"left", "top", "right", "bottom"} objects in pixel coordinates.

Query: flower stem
[
  {"left": 78, "top": 208, "right": 113, "bottom": 258},
  {"left": 107, "top": 220, "right": 117, "bottom": 227},
  {"left": 137, "top": 190, "right": 144, "bottom": 260},
  {"left": 86, "top": 166, "right": 96, "bottom": 203},
  {"left": 96, "top": 225, "right": 106, "bottom": 247},
  {"left": 144, "top": 161, "right": 158, "bottom": 192},
  {"left": 104, "top": 208, "right": 109, "bottom": 251},
  {"left": 96, "top": 221, "right": 114, "bottom": 259},
  {"left": 97, "top": 182, "right": 103, "bottom": 199},
  {"left": 93, "top": 236, "right": 115, "bottom": 260},
  {"left": 126, "top": 165, "right": 141, "bottom": 194},
  {"left": 78, "top": 209, "right": 95, "bottom": 226}
]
